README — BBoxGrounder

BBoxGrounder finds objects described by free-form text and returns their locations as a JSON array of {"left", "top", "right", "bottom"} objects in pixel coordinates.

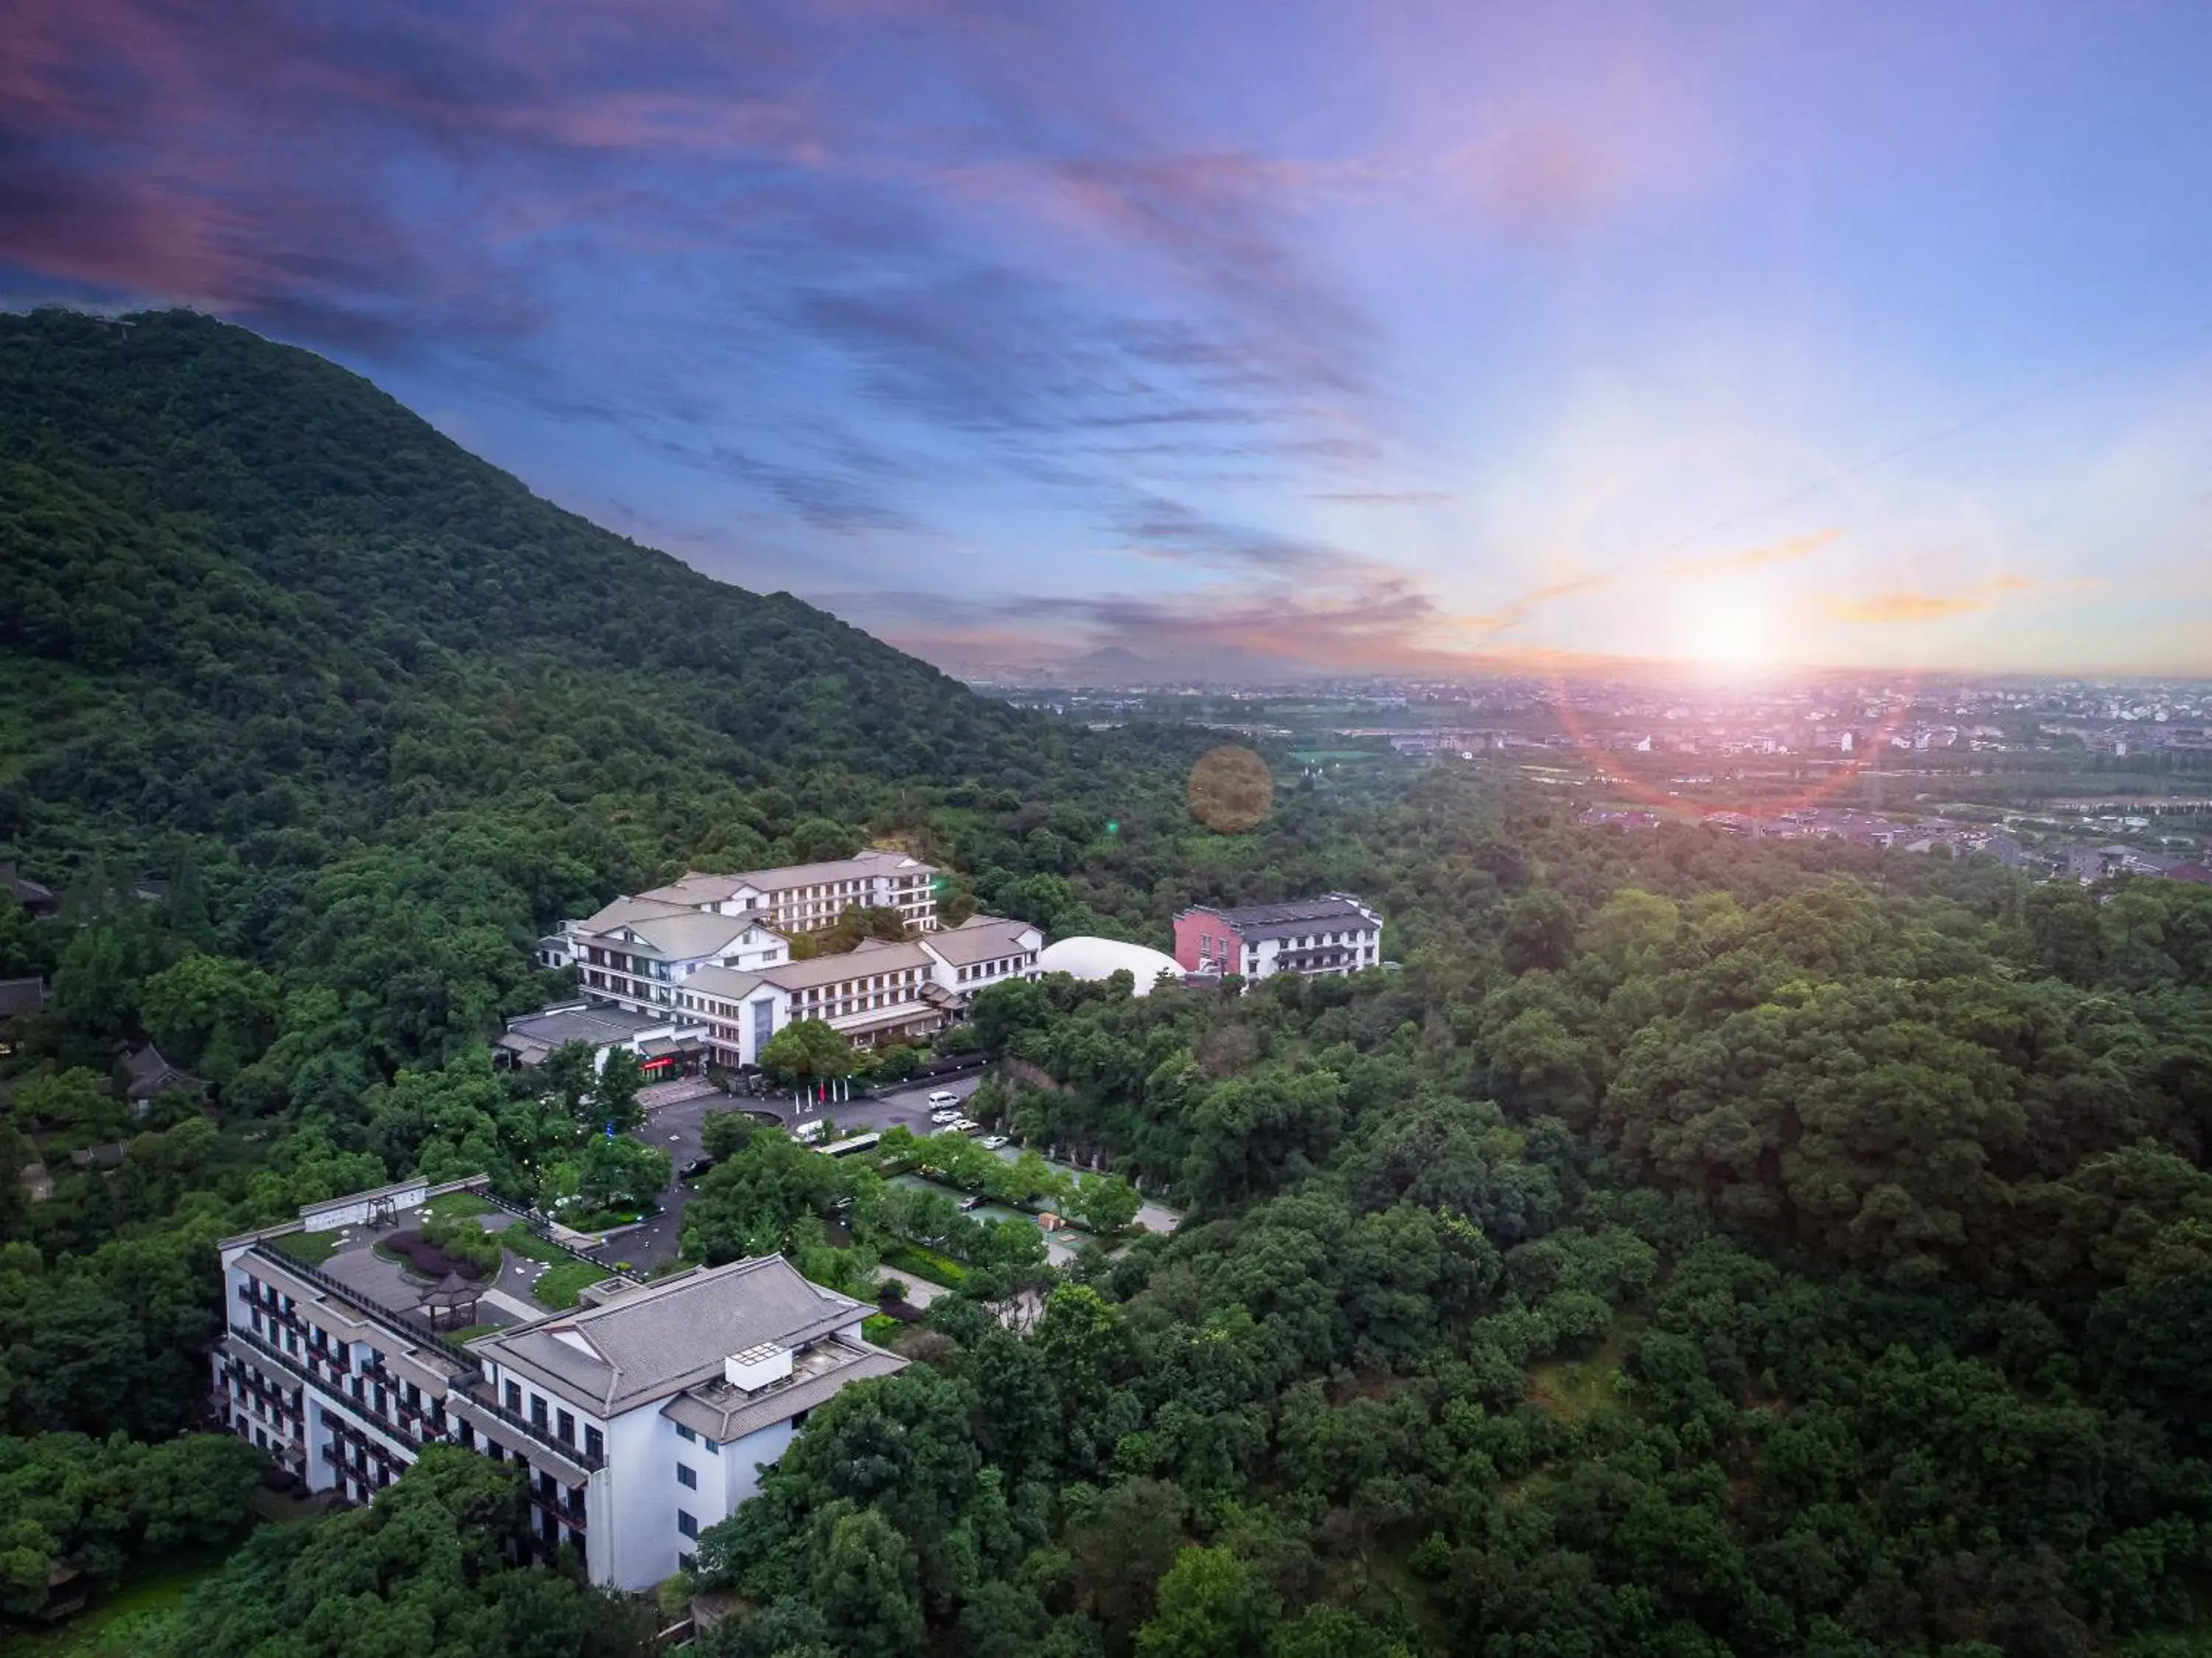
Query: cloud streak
[
  {"left": 1817, "top": 573, "right": 2036, "bottom": 624},
  {"left": 1669, "top": 527, "right": 1843, "bottom": 577}
]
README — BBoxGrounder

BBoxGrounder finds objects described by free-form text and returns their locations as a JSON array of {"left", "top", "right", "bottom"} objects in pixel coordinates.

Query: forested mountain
[{"left": 1, "top": 305, "right": 1056, "bottom": 838}]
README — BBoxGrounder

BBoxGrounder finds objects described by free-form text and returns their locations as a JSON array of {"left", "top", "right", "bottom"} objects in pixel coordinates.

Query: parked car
[
  {"left": 951, "top": 1117, "right": 979, "bottom": 1133},
  {"left": 929, "top": 1109, "right": 961, "bottom": 1125},
  {"left": 957, "top": 1194, "right": 984, "bottom": 1212},
  {"left": 978, "top": 1134, "right": 1009, "bottom": 1150},
  {"left": 926, "top": 1089, "right": 961, "bottom": 1109},
  {"left": 679, "top": 1156, "right": 716, "bottom": 1181}
]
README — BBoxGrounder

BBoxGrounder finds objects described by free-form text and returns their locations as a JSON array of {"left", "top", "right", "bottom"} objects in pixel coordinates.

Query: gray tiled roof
[
  {"left": 0, "top": 977, "right": 46, "bottom": 1019},
  {"left": 751, "top": 940, "right": 935, "bottom": 992},
  {"left": 474, "top": 1256, "right": 871, "bottom": 1415},
  {"left": 603, "top": 909, "right": 768, "bottom": 960},
  {"left": 1185, "top": 893, "right": 1380, "bottom": 942},
  {"left": 661, "top": 1339, "right": 905, "bottom": 1443},
  {"left": 498, "top": 1002, "right": 684, "bottom": 1052},
  {"left": 920, "top": 915, "right": 1039, "bottom": 968},
  {"left": 573, "top": 895, "right": 698, "bottom": 934},
  {"left": 122, "top": 1043, "right": 204, "bottom": 1100},
  {"left": 639, "top": 850, "right": 936, "bottom": 903}
]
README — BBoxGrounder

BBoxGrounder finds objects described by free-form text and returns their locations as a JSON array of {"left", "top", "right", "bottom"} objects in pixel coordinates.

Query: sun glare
[{"left": 1678, "top": 588, "right": 1780, "bottom": 669}]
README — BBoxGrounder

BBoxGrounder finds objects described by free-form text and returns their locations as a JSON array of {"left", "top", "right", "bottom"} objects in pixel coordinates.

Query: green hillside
[
  {"left": 0, "top": 308, "right": 1197, "bottom": 1072},
  {"left": 0, "top": 307, "right": 1078, "bottom": 853}
]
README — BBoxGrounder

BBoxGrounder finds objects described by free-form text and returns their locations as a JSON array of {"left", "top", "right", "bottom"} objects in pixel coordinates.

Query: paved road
[
  {"left": 585, "top": 1072, "right": 987, "bottom": 1272},
  {"left": 762, "top": 1071, "right": 984, "bottom": 1142}
]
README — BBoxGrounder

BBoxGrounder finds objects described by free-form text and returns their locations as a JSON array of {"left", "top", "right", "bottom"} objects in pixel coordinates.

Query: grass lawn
[
  {"left": 424, "top": 1191, "right": 495, "bottom": 1221},
  {"left": 1, "top": 1546, "right": 233, "bottom": 1657},
  {"left": 862, "top": 1313, "right": 903, "bottom": 1346},
  {"left": 498, "top": 1222, "right": 566, "bottom": 1265},
  {"left": 267, "top": 1228, "right": 343, "bottom": 1267},
  {"left": 532, "top": 1259, "right": 616, "bottom": 1310}
]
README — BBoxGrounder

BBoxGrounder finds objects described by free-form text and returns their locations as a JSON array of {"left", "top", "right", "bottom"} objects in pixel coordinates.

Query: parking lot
[{"left": 590, "top": 1071, "right": 987, "bottom": 1272}]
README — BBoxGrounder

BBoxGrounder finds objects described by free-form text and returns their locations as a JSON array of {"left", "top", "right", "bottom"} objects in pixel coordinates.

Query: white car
[
  {"left": 951, "top": 1117, "right": 979, "bottom": 1134},
  {"left": 926, "top": 1090, "right": 961, "bottom": 1109},
  {"left": 979, "top": 1134, "right": 1009, "bottom": 1150},
  {"left": 929, "top": 1108, "right": 961, "bottom": 1125}
]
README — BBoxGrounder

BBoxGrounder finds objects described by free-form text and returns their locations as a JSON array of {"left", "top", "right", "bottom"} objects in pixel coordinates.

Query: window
[
  {"left": 504, "top": 1381, "right": 522, "bottom": 1414},
  {"left": 678, "top": 1551, "right": 697, "bottom": 1572},
  {"left": 677, "top": 1463, "right": 697, "bottom": 1488},
  {"left": 675, "top": 1422, "right": 697, "bottom": 1443},
  {"left": 530, "top": 1395, "right": 549, "bottom": 1430},
  {"left": 702, "top": 1436, "right": 720, "bottom": 1455},
  {"left": 557, "top": 1409, "right": 575, "bottom": 1446},
  {"left": 677, "top": 1510, "right": 698, "bottom": 1539},
  {"left": 585, "top": 1426, "right": 603, "bottom": 1461}
]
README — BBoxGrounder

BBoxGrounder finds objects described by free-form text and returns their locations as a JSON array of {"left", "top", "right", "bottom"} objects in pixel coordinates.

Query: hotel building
[{"left": 213, "top": 1175, "right": 901, "bottom": 1589}]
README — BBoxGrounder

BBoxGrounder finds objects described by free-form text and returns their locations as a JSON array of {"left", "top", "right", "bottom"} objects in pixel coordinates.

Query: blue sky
[{"left": 5, "top": 0, "right": 2211, "bottom": 675}]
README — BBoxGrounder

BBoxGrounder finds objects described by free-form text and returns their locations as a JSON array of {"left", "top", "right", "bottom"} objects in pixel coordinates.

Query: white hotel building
[
  {"left": 214, "top": 1176, "right": 901, "bottom": 1589},
  {"left": 532, "top": 850, "right": 1041, "bottom": 1065}
]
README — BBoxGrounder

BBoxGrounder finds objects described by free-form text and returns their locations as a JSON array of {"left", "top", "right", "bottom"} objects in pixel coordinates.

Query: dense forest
[{"left": 3, "top": 309, "right": 2212, "bottom": 1655}]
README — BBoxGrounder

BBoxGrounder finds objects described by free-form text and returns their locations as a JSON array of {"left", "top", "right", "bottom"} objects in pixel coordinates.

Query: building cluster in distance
[
  {"left": 1579, "top": 803, "right": 2212, "bottom": 886},
  {"left": 524, "top": 851, "right": 1041, "bottom": 1071},
  {"left": 509, "top": 850, "right": 1389, "bottom": 1075}
]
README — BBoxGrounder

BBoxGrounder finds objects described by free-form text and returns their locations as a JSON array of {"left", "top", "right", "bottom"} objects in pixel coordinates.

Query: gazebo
[{"left": 418, "top": 1273, "right": 484, "bottom": 1333}]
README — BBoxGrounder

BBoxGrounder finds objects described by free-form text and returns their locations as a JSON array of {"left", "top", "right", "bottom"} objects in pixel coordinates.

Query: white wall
[
  {"left": 297, "top": 1181, "right": 428, "bottom": 1232},
  {"left": 723, "top": 1418, "right": 797, "bottom": 1518}
]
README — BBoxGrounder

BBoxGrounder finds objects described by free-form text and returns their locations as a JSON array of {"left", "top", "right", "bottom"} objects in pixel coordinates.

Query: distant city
[{"left": 974, "top": 670, "right": 2212, "bottom": 885}]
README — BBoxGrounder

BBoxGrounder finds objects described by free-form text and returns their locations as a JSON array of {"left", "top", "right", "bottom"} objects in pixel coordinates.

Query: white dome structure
[{"left": 1035, "top": 936, "right": 1184, "bottom": 995}]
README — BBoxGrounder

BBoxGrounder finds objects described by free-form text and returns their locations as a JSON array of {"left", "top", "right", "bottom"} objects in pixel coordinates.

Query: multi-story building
[
  {"left": 636, "top": 850, "right": 941, "bottom": 935},
  {"left": 1172, "top": 894, "right": 1383, "bottom": 980},
  {"left": 916, "top": 914, "right": 1043, "bottom": 1005},
  {"left": 213, "top": 1175, "right": 900, "bottom": 1590},
  {"left": 540, "top": 853, "right": 1034, "bottom": 1064},
  {"left": 678, "top": 915, "right": 1043, "bottom": 1066},
  {"left": 560, "top": 902, "right": 791, "bottom": 1016}
]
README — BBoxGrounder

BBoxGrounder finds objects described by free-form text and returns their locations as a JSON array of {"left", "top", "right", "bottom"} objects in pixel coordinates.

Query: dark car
[{"left": 679, "top": 1156, "right": 717, "bottom": 1181}]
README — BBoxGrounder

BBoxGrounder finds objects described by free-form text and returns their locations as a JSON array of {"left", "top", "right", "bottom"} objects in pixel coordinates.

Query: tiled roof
[
  {"left": 921, "top": 915, "right": 1039, "bottom": 968},
  {"left": 1183, "top": 894, "right": 1380, "bottom": 942},
  {"left": 473, "top": 1256, "right": 871, "bottom": 1415},
  {"left": 661, "top": 1338, "right": 904, "bottom": 1443},
  {"left": 615, "top": 911, "right": 768, "bottom": 960},
  {"left": 499, "top": 1002, "right": 684, "bottom": 1052},
  {"left": 639, "top": 850, "right": 936, "bottom": 903},
  {"left": 754, "top": 940, "right": 936, "bottom": 992}
]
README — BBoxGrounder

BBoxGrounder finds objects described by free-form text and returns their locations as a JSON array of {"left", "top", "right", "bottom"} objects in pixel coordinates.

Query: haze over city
[{"left": 5, "top": 0, "right": 2209, "bottom": 677}]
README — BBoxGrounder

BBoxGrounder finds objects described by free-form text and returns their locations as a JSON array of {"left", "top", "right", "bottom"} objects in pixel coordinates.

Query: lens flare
[{"left": 1187, "top": 746, "right": 1273, "bottom": 833}]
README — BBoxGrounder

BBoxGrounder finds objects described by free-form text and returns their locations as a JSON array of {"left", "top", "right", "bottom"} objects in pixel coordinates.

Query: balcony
[
  {"left": 526, "top": 1485, "right": 589, "bottom": 1532},
  {"left": 228, "top": 1327, "right": 426, "bottom": 1454},
  {"left": 451, "top": 1386, "right": 602, "bottom": 1474}
]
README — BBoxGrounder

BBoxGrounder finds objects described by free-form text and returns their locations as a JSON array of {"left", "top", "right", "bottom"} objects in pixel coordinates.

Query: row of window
[
  {"left": 501, "top": 1378, "right": 605, "bottom": 1460},
  {"left": 956, "top": 952, "right": 1034, "bottom": 983}
]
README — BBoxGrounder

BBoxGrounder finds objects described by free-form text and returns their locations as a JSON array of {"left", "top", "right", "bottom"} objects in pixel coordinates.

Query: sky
[{"left": 5, "top": 0, "right": 2211, "bottom": 679}]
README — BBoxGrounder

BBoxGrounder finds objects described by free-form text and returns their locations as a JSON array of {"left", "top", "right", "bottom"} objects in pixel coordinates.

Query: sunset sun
[{"left": 1678, "top": 587, "right": 1782, "bottom": 667}]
